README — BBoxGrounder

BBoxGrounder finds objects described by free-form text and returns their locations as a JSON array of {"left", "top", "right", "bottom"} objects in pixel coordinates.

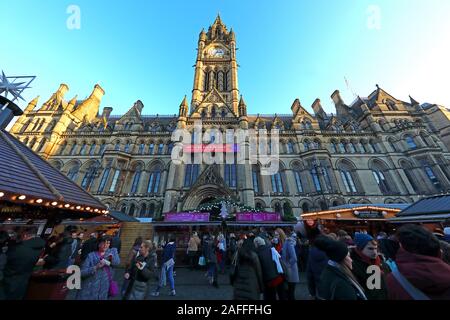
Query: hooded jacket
[{"left": 386, "top": 248, "right": 450, "bottom": 300}]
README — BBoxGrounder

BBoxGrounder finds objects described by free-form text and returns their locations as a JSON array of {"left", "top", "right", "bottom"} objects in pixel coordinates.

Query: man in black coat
[
  {"left": 253, "top": 237, "right": 287, "bottom": 300},
  {"left": 111, "top": 231, "right": 122, "bottom": 255},
  {"left": 80, "top": 232, "right": 98, "bottom": 262},
  {"left": 3, "top": 229, "right": 45, "bottom": 300}
]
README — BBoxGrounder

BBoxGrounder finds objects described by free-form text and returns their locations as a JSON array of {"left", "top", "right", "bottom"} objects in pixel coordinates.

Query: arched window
[
  {"left": 372, "top": 170, "right": 390, "bottom": 194},
  {"left": 271, "top": 172, "right": 284, "bottom": 193},
  {"left": 124, "top": 141, "right": 131, "bottom": 153},
  {"left": 89, "top": 142, "right": 97, "bottom": 156},
  {"left": 29, "top": 138, "right": 37, "bottom": 150},
  {"left": 184, "top": 163, "right": 200, "bottom": 187},
  {"left": 99, "top": 142, "right": 106, "bottom": 155},
  {"left": 359, "top": 141, "right": 367, "bottom": 153},
  {"left": 37, "top": 139, "right": 47, "bottom": 152},
  {"left": 148, "top": 203, "right": 155, "bottom": 217},
  {"left": 211, "top": 107, "right": 217, "bottom": 118},
  {"left": 36, "top": 119, "right": 46, "bottom": 131},
  {"left": 304, "top": 120, "right": 313, "bottom": 130},
  {"left": 31, "top": 119, "right": 40, "bottom": 131},
  {"left": 388, "top": 139, "right": 397, "bottom": 152},
  {"left": 423, "top": 165, "right": 443, "bottom": 191},
  {"left": 131, "top": 165, "right": 143, "bottom": 193},
  {"left": 140, "top": 204, "right": 147, "bottom": 217},
  {"left": 287, "top": 141, "right": 295, "bottom": 154},
  {"left": 157, "top": 143, "right": 164, "bottom": 155},
  {"left": 221, "top": 109, "right": 226, "bottom": 118},
  {"left": 46, "top": 120, "right": 57, "bottom": 133},
  {"left": 147, "top": 165, "right": 162, "bottom": 193},
  {"left": 67, "top": 164, "right": 80, "bottom": 181},
  {"left": 59, "top": 142, "right": 67, "bottom": 155},
  {"left": 148, "top": 143, "right": 154, "bottom": 155},
  {"left": 330, "top": 142, "right": 337, "bottom": 153},
  {"left": 338, "top": 142, "right": 346, "bottom": 153},
  {"left": 79, "top": 142, "right": 87, "bottom": 155},
  {"left": 405, "top": 136, "right": 417, "bottom": 150},
  {"left": 114, "top": 141, "right": 121, "bottom": 151},
  {"left": 201, "top": 110, "right": 207, "bottom": 119},
  {"left": 294, "top": 169, "right": 304, "bottom": 193},
  {"left": 252, "top": 165, "right": 261, "bottom": 193},
  {"left": 400, "top": 161, "right": 419, "bottom": 193},
  {"left": 283, "top": 202, "right": 292, "bottom": 217},
  {"left": 204, "top": 71, "right": 210, "bottom": 91},
  {"left": 255, "top": 202, "right": 263, "bottom": 211},
  {"left": 138, "top": 142, "right": 145, "bottom": 155},
  {"left": 109, "top": 169, "right": 121, "bottom": 192},
  {"left": 129, "top": 204, "right": 136, "bottom": 216},
  {"left": 274, "top": 202, "right": 282, "bottom": 213},
  {"left": 303, "top": 141, "right": 310, "bottom": 151},
  {"left": 21, "top": 119, "right": 32, "bottom": 133},
  {"left": 302, "top": 203, "right": 310, "bottom": 213},
  {"left": 311, "top": 167, "right": 322, "bottom": 192},
  {"left": 348, "top": 143, "right": 357, "bottom": 154},
  {"left": 81, "top": 162, "right": 99, "bottom": 190},
  {"left": 340, "top": 170, "right": 357, "bottom": 193},
  {"left": 369, "top": 140, "right": 378, "bottom": 153},
  {"left": 98, "top": 167, "right": 111, "bottom": 193},
  {"left": 120, "top": 204, "right": 127, "bottom": 214}
]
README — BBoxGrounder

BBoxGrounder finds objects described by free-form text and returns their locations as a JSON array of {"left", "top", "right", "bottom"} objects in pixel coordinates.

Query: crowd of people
[
  {"left": 0, "top": 222, "right": 449, "bottom": 301},
  {"left": 0, "top": 226, "right": 122, "bottom": 300}
]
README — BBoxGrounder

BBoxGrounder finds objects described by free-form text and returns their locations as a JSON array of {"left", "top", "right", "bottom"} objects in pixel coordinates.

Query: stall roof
[
  {"left": 0, "top": 130, "right": 105, "bottom": 212},
  {"left": 395, "top": 195, "right": 450, "bottom": 217},
  {"left": 390, "top": 213, "right": 450, "bottom": 224},
  {"left": 109, "top": 211, "right": 139, "bottom": 222},
  {"left": 330, "top": 204, "right": 410, "bottom": 211}
]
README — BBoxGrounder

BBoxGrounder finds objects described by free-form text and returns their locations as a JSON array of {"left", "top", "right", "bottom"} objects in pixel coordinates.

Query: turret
[{"left": 24, "top": 96, "right": 40, "bottom": 113}]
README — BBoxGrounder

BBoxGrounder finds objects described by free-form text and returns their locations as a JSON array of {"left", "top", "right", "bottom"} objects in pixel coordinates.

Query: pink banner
[
  {"left": 164, "top": 212, "right": 210, "bottom": 222},
  {"left": 236, "top": 212, "right": 281, "bottom": 222}
]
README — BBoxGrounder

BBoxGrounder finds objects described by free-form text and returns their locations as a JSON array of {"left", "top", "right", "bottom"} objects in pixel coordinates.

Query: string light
[
  {"left": 76, "top": 206, "right": 81, "bottom": 210},
  {"left": 51, "top": 201, "right": 58, "bottom": 206},
  {"left": 64, "top": 204, "right": 70, "bottom": 208},
  {"left": 0, "top": 192, "right": 4, "bottom": 197},
  {"left": 36, "top": 199, "right": 43, "bottom": 204},
  {"left": 18, "top": 195, "right": 26, "bottom": 200}
]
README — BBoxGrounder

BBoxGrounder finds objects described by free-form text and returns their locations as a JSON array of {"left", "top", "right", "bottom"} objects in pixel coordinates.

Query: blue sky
[{"left": 1, "top": 0, "right": 450, "bottom": 117}]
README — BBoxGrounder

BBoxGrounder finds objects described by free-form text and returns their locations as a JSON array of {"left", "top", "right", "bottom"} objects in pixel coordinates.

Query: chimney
[
  {"left": 331, "top": 90, "right": 344, "bottom": 106},
  {"left": 134, "top": 100, "right": 144, "bottom": 113},
  {"left": 101, "top": 107, "right": 113, "bottom": 118},
  {"left": 56, "top": 83, "right": 69, "bottom": 97},
  {"left": 90, "top": 84, "right": 105, "bottom": 101},
  {"left": 0, "top": 96, "right": 23, "bottom": 130}
]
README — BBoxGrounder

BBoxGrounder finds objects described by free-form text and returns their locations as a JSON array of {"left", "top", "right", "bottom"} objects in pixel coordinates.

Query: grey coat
[
  {"left": 76, "top": 248, "right": 120, "bottom": 300},
  {"left": 282, "top": 238, "right": 300, "bottom": 283}
]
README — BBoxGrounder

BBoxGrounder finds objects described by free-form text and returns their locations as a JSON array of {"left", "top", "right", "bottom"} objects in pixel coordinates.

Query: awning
[{"left": 390, "top": 213, "right": 450, "bottom": 223}]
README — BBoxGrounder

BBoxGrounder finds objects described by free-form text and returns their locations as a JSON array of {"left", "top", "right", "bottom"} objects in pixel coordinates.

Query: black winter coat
[
  {"left": 255, "top": 245, "right": 279, "bottom": 284},
  {"left": 43, "top": 237, "right": 73, "bottom": 270},
  {"left": 318, "top": 264, "right": 366, "bottom": 300},
  {"left": 232, "top": 249, "right": 263, "bottom": 300},
  {"left": 3, "top": 237, "right": 46, "bottom": 300}
]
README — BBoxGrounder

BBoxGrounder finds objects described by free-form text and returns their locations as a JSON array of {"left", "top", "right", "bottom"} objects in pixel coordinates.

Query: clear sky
[{"left": 1, "top": 0, "right": 450, "bottom": 117}]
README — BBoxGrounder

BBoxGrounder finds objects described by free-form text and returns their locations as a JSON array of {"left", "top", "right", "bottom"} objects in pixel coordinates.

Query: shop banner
[
  {"left": 236, "top": 212, "right": 281, "bottom": 222},
  {"left": 164, "top": 212, "right": 210, "bottom": 222}
]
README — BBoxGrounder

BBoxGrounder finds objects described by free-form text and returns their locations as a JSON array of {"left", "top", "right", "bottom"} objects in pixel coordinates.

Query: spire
[
  {"left": 66, "top": 95, "right": 78, "bottom": 112},
  {"left": 409, "top": 95, "right": 420, "bottom": 106},
  {"left": 179, "top": 95, "right": 188, "bottom": 118},
  {"left": 238, "top": 95, "right": 246, "bottom": 107},
  {"left": 181, "top": 95, "right": 188, "bottom": 108},
  {"left": 25, "top": 96, "right": 40, "bottom": 112},
  {"left": 214, "top": 12, "right": 222, "bottom": 26},
  {"left": 238, "top": 95, "right": 247, "bottom": 117}
]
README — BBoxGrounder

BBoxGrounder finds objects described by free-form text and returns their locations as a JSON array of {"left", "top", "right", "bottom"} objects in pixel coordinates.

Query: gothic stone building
[{"left": 9, "top": 16, "right": 450, "bottom": 219}]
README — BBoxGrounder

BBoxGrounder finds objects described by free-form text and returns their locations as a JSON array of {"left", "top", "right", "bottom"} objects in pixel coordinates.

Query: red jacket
[{"left": 386, "top": 248, "right": 450, "bottom": 300}]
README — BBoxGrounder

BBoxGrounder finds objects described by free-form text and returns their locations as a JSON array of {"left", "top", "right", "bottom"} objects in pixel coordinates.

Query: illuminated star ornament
[{"left": 0, "top": 70, "right": 36, "bottom": 102}]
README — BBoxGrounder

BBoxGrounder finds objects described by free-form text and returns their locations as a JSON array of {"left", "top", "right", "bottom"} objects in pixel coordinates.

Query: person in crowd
[
  {"left": 296, "top": 233, "right": 309, "bottom": 272},
  {"left": 123, "top": 240, "right": 157, "bottom": 300},
  {"left": 76, "top": 237, "right": 120, "bottom": 300},
  {"left": 306, "top": 228, "right": 328, "bottom": 300},
  {"left": 351, "top": 233, "right": 389, "bottom": 300},
  {"left": 315, "top": 235, "right": 367, "bottom": 300},
  {"left": 80, "top": 232, "right": 98, "bottom": 263},
  {"left": 281, "top": 232, "right": 299, "bottom": 300},
  {"left": 120, "top": 236, "right": 143, "bottom": 296},
  {"left": 439, "top": 240, "right": 450, "bottom": 264},
  {"left": 386, "top": 224, "right": 450, "bottom": 300},
  {"left": 327, "top": 233, "right": 338, "bottom": 241},
  {"left": 203, "top": 234, "right": 219, "bottom": 288},
  {"left": 242, "top": 231, "right": 256, "bottom": 252},
  {"left": 230, "top": 243, "right": 264, "bottom": 300},
  {"left": 378, "top": 233, "right": 400, "bottom": 262},
  {"left": 254, "top": 236, "right": 287, "bottom": 300},
  {"left": 187, "top": 232, "right": 201, "bottom": 270},
  {"left": 228, "top": 233, "right": 237, "bottom": 265},
  {"left": 3, "top": 228, "right": 46, "bottom": 300},
  {"left": 444, "top": 227, "right": 450, "bottom": 243},
  {"left": 217, "top": 233, "right": 226, "bottom": 274},
  {"left": 111, "top": 231, "right": 122, "bottom": 255},
  {"left": 0, "top": 231, "right": 10, "bottom": 300},
  {"left": 151, "top": 235, "right": 177, "bottom": 296},
  {"left": 43, "top": 228, "right": 75, "bottom": 270},
  {"left": 68, "top": 227, "right": 82, "bottom": 266},
  {"left": 273, "top": 228, "right": 286, "bottom": 253}
]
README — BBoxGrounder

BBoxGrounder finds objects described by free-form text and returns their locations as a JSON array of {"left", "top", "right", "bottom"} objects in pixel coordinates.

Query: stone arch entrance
[{"left": 182, "top": 185, "right": 233, "bottom": 211}]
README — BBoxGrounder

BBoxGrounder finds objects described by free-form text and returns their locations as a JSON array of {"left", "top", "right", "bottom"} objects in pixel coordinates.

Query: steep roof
[
  {"left": 0, "top": 129, "right": 106, "bottom": 212},
  {"left": 396, "top": 195, "right": 450, "bottom": 217}
]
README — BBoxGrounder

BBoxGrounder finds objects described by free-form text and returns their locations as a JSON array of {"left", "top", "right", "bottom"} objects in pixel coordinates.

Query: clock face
[{"left": 208, "top": 47, "right": 225, "bottom": 58}]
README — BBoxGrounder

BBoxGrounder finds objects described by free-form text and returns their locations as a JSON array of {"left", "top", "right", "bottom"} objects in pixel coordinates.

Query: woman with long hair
[{"left": 315, "top": 235, "right": 367, "bottom": 300}]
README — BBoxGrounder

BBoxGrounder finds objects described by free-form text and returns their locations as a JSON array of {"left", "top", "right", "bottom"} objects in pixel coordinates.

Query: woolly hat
[
  {"left": 354, "top": 233, "right": 374, "bottom": 250},
  {"left": 315, "top": 235, "right": 349, "bottom": 263}
]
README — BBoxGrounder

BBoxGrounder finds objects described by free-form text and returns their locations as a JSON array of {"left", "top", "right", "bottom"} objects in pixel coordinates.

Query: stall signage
[
  {"left": 164, "top": 212, "right": 210, "bottom": 222},
  {"left": 236, "top": 212, "right": 281, "bottom": 222},
  {"left": 353, "top": 211, "right": 383, "bottom": 219}
]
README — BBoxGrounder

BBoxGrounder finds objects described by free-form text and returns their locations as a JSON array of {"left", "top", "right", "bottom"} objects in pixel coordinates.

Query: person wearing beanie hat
[
  {"left": 351, "top": 234, "right": 389, "bottom": 300},
  {"left": 315, "top": 236, "right": 367, "bottom": 300}
]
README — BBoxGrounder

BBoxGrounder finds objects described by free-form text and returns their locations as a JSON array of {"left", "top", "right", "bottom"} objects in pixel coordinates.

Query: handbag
[
  {"left": 198, "top": 256, "right": 206, "bottom": 266},
  {"left": 105, "top": 266, "right": 119, "bottom": 297}
]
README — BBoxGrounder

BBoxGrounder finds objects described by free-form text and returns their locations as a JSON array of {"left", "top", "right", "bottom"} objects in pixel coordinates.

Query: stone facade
[{"left": 9, "top": 16, "right": 450, "bottom": 219}]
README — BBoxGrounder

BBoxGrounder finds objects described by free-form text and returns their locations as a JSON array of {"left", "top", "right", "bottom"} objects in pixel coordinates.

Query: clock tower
[{"left": 191, "top": 15, "right": 240, "bottom": 117}]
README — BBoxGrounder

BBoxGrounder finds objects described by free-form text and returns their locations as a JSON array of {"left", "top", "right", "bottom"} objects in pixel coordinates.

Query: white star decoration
[{"left": 0, "top": 70, "right": 35, "bottom": 102}]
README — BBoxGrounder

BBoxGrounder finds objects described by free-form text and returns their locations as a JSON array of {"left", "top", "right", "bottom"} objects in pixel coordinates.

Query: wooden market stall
[
  {"left": 0, "top": 126, "right": 107, "bottom": 300},
  {"left": 301, "top": 204, "right": 408, "bottom": 236},
  {"left": 389, "top": 195, "right": 450, "bottom": 233}
]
